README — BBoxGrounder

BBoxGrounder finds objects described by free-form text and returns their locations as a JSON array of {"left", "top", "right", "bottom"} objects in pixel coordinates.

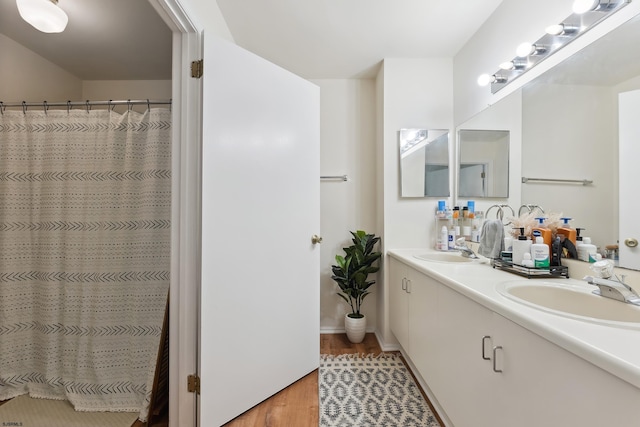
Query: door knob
[
  {"left": 624, "top": 238, "right": 638, "bottom": 248},
  {"left": 311, "top": 235, "right": 323, "bottom": 244}
]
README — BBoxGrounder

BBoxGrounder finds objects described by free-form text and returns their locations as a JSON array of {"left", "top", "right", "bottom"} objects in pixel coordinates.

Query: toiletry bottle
[
  {"left": 461, "top": 206, "right": 471, "bottom": 240},
  {"left": 512, "top": 227, "right": 532, "bottom": 266},
  {"left": 452, "top": 207, "right": 460, "bottom": 239},
  {"left": 439, "top": 226, "right": 449, "bottom": 251},
  {"left": 521, "top": 252, "right": 534, "bottom": 268},
  {"left": 532, "top": 217, "right": 552, "bottom": 249},
  {"left": 575, "top": 228, "right": 585, "bottom": 247},
  {"left": 471, "top": 210, "right": 483, "bottom": 243},
  {"left": 577, "top": 237, "right": 598, "bottom": 263},
  {"left": 447, "top": 225, "right": 457, "bottom": 250},
  {"left": 557, "top": 217, "right": 577, "bottom": 246},
  {"left": 531, "top": 234, "right": 550, "bottom": 268}
]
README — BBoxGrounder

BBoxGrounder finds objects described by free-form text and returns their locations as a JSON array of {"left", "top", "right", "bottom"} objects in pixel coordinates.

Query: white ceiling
[
  {"left": 0, "top": 0, "right": 172, "bottom": 80},
  {"left": 0, "top": 0, "right": 505, "bottom": 81},
  {"left": 216, "top": 0, "right": 505, "bottom": 79}
]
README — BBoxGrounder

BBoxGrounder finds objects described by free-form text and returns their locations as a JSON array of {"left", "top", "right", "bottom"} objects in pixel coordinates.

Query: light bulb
[
  {"left": 477, "top": 74, "right": 506, "bottom": 87},
  {"left": 16, "top": 0, "right": 68, "bottom": 33},
  {"left": 573, "top": 0, "right": 600, "bottom": 14},
  {"left": 545, "top": 24, "right": 565, "bottom": 35},
  {"left": 499, "top": 61, "right": 515, "bottom": 70},
  {"left": 477, "top": 74, "right": 492, "bottom": 87},
  {"left": 516, "top": 42, "right": 534, "bottom": 58}
]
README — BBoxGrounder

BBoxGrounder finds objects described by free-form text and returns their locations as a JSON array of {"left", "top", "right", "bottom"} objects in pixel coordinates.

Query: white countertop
[{"left": 387, "top": 248, "right": 640, "bottom": 390}]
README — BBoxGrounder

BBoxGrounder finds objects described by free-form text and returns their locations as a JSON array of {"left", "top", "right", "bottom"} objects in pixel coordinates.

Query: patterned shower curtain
[{"left": 0, "top": 108, "right": 171, "bottom": 421}]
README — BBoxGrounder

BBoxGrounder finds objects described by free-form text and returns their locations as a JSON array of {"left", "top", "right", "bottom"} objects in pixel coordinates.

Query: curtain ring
[
  {"left": 147, "top": 99, "right": 151, "bottom": 111},
  {"left": 107, "top": 100, "right": 112, "bottom": 111},
  {"left": 127, "top": 99, "right": 133, "bottom": 112},
  {"left": 85, "top": 100, "right": 91, "bottom": 113},
  {"left": 67, "top": 100, "right": 72, "bottom": 113},
  {"left": 22, "top": 101, "right": 27, "bottom": 115},
  {"left": 0, "top": 102, "right": 4, "bottom": 115},
  {"left": 43, "top": 101, "right": 48, "bottom": 115},
  {"left": 169, "top": 98, "right": 172, "bottom": 112}
]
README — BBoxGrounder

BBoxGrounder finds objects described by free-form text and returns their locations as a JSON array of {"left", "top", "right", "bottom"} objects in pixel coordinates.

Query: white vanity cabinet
[
  {"left": 388, "top": 255, "right": 640, "bottom": 427},
  {"left": 388, "top": 257, "right": 437, "bottom": 374}
]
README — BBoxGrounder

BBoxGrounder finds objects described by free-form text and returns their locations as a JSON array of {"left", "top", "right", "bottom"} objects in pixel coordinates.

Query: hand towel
[{"left": 478, "top": 219, "right": 505, "bottom": 259}]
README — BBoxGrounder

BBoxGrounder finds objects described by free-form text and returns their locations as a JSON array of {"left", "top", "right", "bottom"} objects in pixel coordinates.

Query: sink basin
[
  {"left": 414, "top": 252, "right": 473, "bottom": 263},
  {"left": 497, "top": 281, "right": 640, "bottom": 329}
]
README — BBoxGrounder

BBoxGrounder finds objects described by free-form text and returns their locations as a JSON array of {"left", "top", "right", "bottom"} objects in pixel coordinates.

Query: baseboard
[
  {"left": 319, "top": 327, "right": 377, "bottom": 334},
  {"left": 374, "top": 330, "right": 400, "bottom": 352}
]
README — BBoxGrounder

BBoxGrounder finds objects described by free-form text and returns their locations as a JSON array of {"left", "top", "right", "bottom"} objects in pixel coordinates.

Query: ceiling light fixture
[
  {"left": 478, "top": 0, "right": 628, "bottom": 92},
  {"left": 16, "top": 0, "right": 68, "bottom": 33}
]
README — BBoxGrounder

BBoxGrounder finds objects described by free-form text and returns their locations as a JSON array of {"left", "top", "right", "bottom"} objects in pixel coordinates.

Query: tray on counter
[{"left": 491, "top": 258, "right": 569, "bottom": 279}]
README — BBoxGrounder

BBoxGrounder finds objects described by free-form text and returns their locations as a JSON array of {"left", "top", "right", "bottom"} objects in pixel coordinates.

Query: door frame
[{"left": 147, "top": 1, "right": 201, "bottom": 426}]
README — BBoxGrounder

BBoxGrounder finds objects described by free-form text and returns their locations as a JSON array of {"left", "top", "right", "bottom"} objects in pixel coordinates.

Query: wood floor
[{"left": 220, "top": 333, "right": 443, "bottom": 427}]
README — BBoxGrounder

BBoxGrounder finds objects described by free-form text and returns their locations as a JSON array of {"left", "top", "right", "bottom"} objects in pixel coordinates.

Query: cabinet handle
[
  {"left": 481, "top": 335, "right": 491, "bottom": 360},
  {"left": 401, "top": 278, "right": 407, "bottom": 291},
  {"left": 406, "top": 279, "right": 412, "bottom": 294},
  {"left": 492, "top": 346, "right": 503, "bottom": 373}
]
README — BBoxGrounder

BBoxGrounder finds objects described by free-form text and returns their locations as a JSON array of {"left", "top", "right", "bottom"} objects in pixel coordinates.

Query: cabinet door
[
  {"left": 431, "top": 285, "right": 495, "bottom": 427},
  {"left": 407, "top": 272, "right": 438, "bottom": 376},
  {"left": 491, "top": 313, "right": 640, "bottom": 427},
  {"left": 388, "top": 258, "right": 410, "bottom": 351}
]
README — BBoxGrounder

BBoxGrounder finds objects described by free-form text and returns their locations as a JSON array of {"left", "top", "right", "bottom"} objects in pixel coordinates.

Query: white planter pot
[{"left": 345, "top": 314, "right": 366, "bottom": 343}]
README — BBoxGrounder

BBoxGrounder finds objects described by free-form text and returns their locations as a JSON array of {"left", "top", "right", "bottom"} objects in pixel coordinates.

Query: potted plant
[{"left": 331, "top": 230, "right": 382, "bottom": 343}]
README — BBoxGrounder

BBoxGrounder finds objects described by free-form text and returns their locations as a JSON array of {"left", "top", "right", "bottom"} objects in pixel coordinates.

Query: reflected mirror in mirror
[
  {"left": 520, "top": 13, "right": 640, "bottom": 270},
  {"left": 399, "top": 129, "right": 450, "bottom": 198},
  {"left": 458, "top": 129, "right": 509, "bottom": 198}
]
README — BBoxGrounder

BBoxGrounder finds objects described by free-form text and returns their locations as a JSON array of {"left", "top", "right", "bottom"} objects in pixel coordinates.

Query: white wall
[
  {"left": 0, "top": 33, "right": 82, "bottom": 102},
  {"left": 311, "top": 79, "right": 378, "bottom": 333},
  {"left": 377, "top": 58, "right": 454, "bottom": 348}
]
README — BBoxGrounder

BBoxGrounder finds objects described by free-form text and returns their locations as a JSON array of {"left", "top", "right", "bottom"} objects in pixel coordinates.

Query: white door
[
  {"left": 199, "top": 37, "right": 320, "bottom": 426},
  {"left": 618, "top": 91, "right": 640, "bottom": 270}
]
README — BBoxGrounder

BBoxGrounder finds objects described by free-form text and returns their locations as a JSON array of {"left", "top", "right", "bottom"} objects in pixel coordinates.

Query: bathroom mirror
[
  {"left": 457, "top": 129, "right": 509, "bottom": 198},
  {"left": 464, "top": 12, "right": 640, "bottom": 270},
  {"left": 398, "top": 129, "right": 450, "bottom": 198}
]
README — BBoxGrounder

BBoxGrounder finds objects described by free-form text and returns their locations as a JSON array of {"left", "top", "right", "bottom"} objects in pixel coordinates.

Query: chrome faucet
[
  {"left": 454, "top": 238, "right": 479, "bottom": 259},
  {"left": 584, "top": 275, "right": 640, "bottom": 306}
]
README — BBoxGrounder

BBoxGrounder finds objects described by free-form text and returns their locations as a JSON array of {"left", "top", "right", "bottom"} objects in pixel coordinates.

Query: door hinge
[
  {"left": 191, "top": 59, "right": 203, "bottom": 79},
  {"left": 187, "top": 374, "right": 200, "bottom": 394}
]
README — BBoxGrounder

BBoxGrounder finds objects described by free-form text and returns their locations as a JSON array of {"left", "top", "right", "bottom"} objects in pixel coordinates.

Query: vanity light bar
[{"left": 480, "top": 0, "right": 630, "bottom": 94}]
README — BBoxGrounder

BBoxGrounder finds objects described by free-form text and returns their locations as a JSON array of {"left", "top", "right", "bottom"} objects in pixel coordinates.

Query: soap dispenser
[
  {"left": 533, "top": 217, "right": 552, "bottom": 249},
  {"left": 512, "top": 227, "right": 532, "bottom": 266},
  {"left": 557, "top": 217, "right": 577, "bottom": 246}
]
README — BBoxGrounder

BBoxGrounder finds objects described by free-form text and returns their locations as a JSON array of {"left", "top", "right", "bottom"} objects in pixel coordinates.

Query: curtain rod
[{"left": 0, "top": 99, "right": 172, "bottom": 113}]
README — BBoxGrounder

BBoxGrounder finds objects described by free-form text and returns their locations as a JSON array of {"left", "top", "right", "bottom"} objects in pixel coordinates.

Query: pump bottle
[{"left": 512, "top": 227, "right": 532, "bottom": 266}]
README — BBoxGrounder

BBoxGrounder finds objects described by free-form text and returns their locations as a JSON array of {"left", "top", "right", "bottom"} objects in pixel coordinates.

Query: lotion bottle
[
  {"left": 532, "top": 217, "right": 552, "bottom": 249},
  {"left": 512, "top": 227, "right": 532, "bottom": 266},
  {"left": 557, "top": 217, "right": 577, "bottom": 246},
  {"left": 531, "top": 235, "right": 550, "bottom": 268},
  {"left": 578, "top": 237, "right": 598, "bottom": 263}
]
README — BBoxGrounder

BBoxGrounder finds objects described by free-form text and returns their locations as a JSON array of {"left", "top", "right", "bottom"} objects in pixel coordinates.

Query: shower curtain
[{"left": 0, "top": 107, "right": 171, "bottom": 421}]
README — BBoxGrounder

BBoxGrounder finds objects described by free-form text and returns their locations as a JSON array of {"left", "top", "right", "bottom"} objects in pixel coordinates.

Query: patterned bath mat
[
  {"left": 319, "top": 354, "right": 440, "bottom": 427},
  {"left": 0, "top": 395, "right": 138, "bottom": 427}
]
